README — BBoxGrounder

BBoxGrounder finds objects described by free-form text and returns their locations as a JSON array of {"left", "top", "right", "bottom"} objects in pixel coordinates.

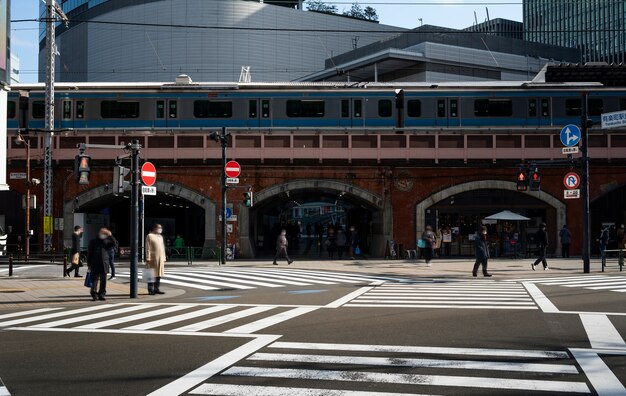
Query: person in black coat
[
  {"left": 473, "top": 226, "right": 492, "bottom": 277},
  {"left": 532, "top": 222, "right": 549, "bottom": 270},
  {"left": 87, "top": 228, "right": 115, "bottom": 301},
  {"left": 66, "top": 225, "right": 83, "bottom": 278}
]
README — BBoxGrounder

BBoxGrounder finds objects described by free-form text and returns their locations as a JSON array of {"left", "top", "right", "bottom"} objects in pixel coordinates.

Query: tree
[
  {"left": 343, "top": 2, "right": 379, "bottom": 22},
  {"left": 363, "top": 6, "right": 379, "bottom": 22},
  {"left": 306, "top": 0, "right": 338, "bottom": 14}
]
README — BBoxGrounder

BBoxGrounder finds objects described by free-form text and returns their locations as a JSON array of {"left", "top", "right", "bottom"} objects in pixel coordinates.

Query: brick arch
[
  {"left": 63, "top": 181, "right": 216, "bottom": 249},
  {"left": 415, "top": 180, "right": 566, "bottom": 239},
  {"left": 238, "top": 180, "right": 391, "bottom": 258}
]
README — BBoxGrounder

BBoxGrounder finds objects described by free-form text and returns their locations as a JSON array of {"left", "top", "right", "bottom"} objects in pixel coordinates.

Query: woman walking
[
  {"left": 421, "top": 225, "right": 436, "bottom": 266},
  {"left": 473, "top": 226, "right": 492, "bottom": 277}
]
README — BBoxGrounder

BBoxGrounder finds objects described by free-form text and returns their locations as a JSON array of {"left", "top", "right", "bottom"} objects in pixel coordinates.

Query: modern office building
[
  {"left": 39, "top": 0, "right": 404, "bottom": 82},
  {"left": 524, "top": 0, "right": 626, "bottom": 64}
]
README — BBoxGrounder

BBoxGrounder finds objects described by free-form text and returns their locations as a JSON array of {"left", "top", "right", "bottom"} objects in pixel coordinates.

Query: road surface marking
[
  {"left": 158, "top": 273, "right": 255, "bottom": 290},
  {"left": 211, "top": 269, "right": 312, "bottom": 286},
  {"left": 361, "top": 296, "right": 532, "bottom": 301},
  {"left": 325, "top": 286, "right": 378, "bottom": 308},
  {"left": 147, "top": 334, "right": 280, "bottom": 396},
  {"left": 522, "top": 282, "right": 559, "bottom": 313},
  {"left": 0, "top": 304, "right": 112, "bottom": 327},
  {"left": 248, "top": 352, "right": 578, "bottom": 374},
  {"left": 116, "top": 273, "right": 220, "bottom": 290},
  {"left": 222, "top": 366, "right": 589, "bottom": 393},
  {"left": 269, "top": 342, "right": 570, "bottom": 358},
  {"left": 580, "top": 314, "right": 626, "bottom": 350},
  {"left": 570, "top": 348, "right": 626, "bottom": 396},
  {"left": 173, "top": 306, "right": 275, "bottom": 332},
  {"left": 124, "top": 305, "right": 235, "bottom": 330},
  {"left": 353, "top": 300, "right": 535, "bottom": 305},
  {"left": 170, "top": 271, "right": 286, "bottom": 287},
  {"left": 345, "top": 304, "right": 537, "bottom": 309},
  {"left": 225, "top": 307, "right": 318, "bottom": 334},
  {"left": 0, "top": 376, "right": 10, "bottom": 396},
  {"left": 30, "top": 304, "right": 148, "bottom": 328},
  {"left": 512, "top": 275, "right": 626, "bottom": 294},
  {"left": 506, "top": 275, "right": 611, "bottom": 282},
  {"left": 190, "top": 384, "right": 427, "bottom": 396},
  {"left": 76, "top": 304, "right": 193, "bottom": 329},
  {"left": 247, "top": 269, "right": 338, "bottom": 284},
  {"left": 0, "top": 308, "right": 61, "bottom": 320}
]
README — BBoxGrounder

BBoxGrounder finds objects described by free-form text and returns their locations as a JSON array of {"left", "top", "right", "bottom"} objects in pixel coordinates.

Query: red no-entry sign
[
  {"left": 141, "top": 162, "right": 157, "bottom": 186},
  {"left": 225, "top": 161, "right": 241, "bottom": 178}
]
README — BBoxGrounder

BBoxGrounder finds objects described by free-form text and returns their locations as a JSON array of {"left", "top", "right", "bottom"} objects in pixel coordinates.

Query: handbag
[
  {"left": 71, "top": 252, "right": 80, "bottom": 265},
  {"left": 143, "top": 267, "right": 156, "bottom": 283},
  {"left": 83, "top": 272, "right": 93, "bottom": 288},
  {"left": 417, "top": 239, "right": 426, "bottom": 249}
]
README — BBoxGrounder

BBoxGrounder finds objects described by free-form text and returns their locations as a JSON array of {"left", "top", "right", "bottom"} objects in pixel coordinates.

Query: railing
[
  {"left": 601, "top": 249, "right": 624, "bottom": 272},
  {"left": 116, "top": 246, "right": 219, "bottom": 265}
]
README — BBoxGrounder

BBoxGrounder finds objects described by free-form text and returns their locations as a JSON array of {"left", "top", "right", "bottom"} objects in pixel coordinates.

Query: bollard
[
  {"left": 8, "top": 255, "right": 13, "bottom": 277},
  {"left": 63, "top": 255, "right": 68, "bottom": 277}
]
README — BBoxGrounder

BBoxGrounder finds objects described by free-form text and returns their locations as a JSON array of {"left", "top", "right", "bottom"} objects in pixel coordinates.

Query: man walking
[
  {"left": 145, "top": 224, "right": 167, "bottom": 295},
  {"left": 67, "top": 225, "right": 83, "bottom": 277},
  {"left": 532, "top": 222, "right": 549, "bottom": 271},
  {"left": 559, "top": 224, "right": 571, "bottom": 258},
  {"left": 599, "top": 225, "right": 610, "bottom": 254},
  {"left": 87, "top": 228, "right": 115, "bottom": 301},
  {"left": 273, "top": 229, "right": 293, "bottom": 265},
  {"left": 107, "top": 232, "right": 119, "bottom": 280},
  {"left": 473, "top": 226, "right": 492, "bottom": 277}
]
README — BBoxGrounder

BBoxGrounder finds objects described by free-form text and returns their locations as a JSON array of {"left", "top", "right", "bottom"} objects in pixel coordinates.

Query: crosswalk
[
  {"left": 508, "top": 274, "right": 626, "bottom": 293},
  {"left": 188, "top": 341, "right": 590, "bottom": 395},
  {"left": 0, "top": 303, "right": 318, "bottom": 335},
  {"left": 116, "top": 267, "right": 397, "bottom": 291},
  {"left": 344, "top": 280, "right": 538, "bottom": 310}
]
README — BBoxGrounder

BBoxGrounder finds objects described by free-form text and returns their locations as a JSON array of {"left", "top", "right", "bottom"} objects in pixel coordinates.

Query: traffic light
[
  {"left": 243, "top": 191, "right": 253, "bottom": 207},
  {"left": 529, "top": 168, "right": 541, "bottom": 191},
  {"left": 516, "top": 170, "right": 528, "bottom": 191},
  {"left": 74, "top": 154, "right": 91, "bottom": 185},
  {"left": 112, "top": 165, "right": 130, "bottom": 194}
]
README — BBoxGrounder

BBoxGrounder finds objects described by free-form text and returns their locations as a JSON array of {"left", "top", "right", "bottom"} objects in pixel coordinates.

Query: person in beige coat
[{"left": 145, "top": 223, "right": 166, "bottom": 295}]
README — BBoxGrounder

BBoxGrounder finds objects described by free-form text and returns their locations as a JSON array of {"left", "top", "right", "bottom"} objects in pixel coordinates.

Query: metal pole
[
  {"left": 25, "top": 141, "right": 30, "bottom": 261},
  {"left": 43, "top": 0, "right": 55, "bottom": 252},
  {"left": 221, "top": 127, "right": 227, "bottom": 265},
  {"left": 581, "top": 93, "right": 591, "bottom": 273},
  {"left": 130, "top": 141, "right": 140, "bottom": 298}
]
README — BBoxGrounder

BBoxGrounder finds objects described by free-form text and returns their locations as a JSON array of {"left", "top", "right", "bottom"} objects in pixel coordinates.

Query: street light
[{"left": 14, "top": 132, "right": 31, "bottom": 261}]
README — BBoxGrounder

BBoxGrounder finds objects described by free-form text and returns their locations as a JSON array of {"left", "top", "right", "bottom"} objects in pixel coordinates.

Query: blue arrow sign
[
  {"left": 560, "top": 124, "right": 581, "bottom": 147},
  {"left": 225, "top": 207, "right": 233, "bottom": 219}
]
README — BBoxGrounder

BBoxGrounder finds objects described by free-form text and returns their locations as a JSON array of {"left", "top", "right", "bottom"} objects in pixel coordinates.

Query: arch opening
[{"left": 590, "top": 184, "right": 626, "bottom": 253}]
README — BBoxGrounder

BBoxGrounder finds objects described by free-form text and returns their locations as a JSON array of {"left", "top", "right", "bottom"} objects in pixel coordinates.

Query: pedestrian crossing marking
[
  {"left": 173, "top": 306, "right": 276, "bottom": 332},
  {"left": 225, "top": 307, "right": 319, "bottom": 334},
  {"left": 124, "top": 305, "right": 234, "bottom": 331},
  {"left": 508, "top": 275, "right": 626, "bottom": 293},
  {"left": 194, "top": 340, "right": 589, "bottom": 395},
  {"left": 344, "top": 281, "right": 537, "bottom": 310},
  {"left": 117, "top": 267, "right": 397, "bottom": 292},
  {"left": 76, "top": 304, "right": 192, "bottom": 329}
]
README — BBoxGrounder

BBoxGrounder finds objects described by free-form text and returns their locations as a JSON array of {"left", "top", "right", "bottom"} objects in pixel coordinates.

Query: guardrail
[{"left": 601, "top": 249, "right": 624, "bottom": 272}]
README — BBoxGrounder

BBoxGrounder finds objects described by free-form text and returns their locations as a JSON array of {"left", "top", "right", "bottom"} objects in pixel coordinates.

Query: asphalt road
[{"left": 1, "top": 265, "right": 626, "bottom": 395}]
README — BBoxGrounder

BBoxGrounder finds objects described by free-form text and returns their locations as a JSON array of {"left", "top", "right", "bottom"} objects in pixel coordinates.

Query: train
[{"left": 6, "top": 78, "right": 622, "bottom": 132}]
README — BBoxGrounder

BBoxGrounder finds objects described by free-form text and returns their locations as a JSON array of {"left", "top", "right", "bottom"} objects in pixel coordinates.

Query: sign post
[
  {"left": 580, "top": 95, "right": 591, "bottom": 274},
  {"left": 141, "top": 162, "right": 157, "bottom": 186}
]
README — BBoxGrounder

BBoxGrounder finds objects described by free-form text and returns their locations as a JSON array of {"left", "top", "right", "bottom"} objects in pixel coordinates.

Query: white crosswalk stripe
[
  {"left": 508, "top": 275, "right": 626, "bottom": 293},
  {"left": 344, "top": 280, "right": 537, "bottom": 309},
  {"left": 191, "top": 341, "right": 590, "bottom": 395},
  {"left": 1, "top": 303, "right": 319, "bottom": 335},
  {"left": 116, "top": 267, "right": 397, "bottom": 291}
]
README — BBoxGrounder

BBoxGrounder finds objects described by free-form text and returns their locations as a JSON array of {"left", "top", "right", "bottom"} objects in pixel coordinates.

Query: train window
[
  {"left": 354, "top": 100, "right": 362, "bottom": 117},
  {"left": 437, "top": 100, "right": 446, "bottom": 117},
  {"left": 169, "top": 100, "right": 178, "bottom": 118},
  {"left": 341, "top": 100, "right": 349, "bottom": 118},
  {"left": 76, "top": 101, "right": 85, "bottom": 119},
  {"left": 407, "top": 99, "right": 421, "bottom": 117},
  {"left": 474, "top": 99, "right": 512, "bottom": 117},
  {"left": 286, "top": 100, "right": 325, "bottom": 117},
  {"left": 249, "top": 100, "right": 257, "bottom": 118},
  {"left": 32, "top": 101, "right": 45, "bottom": 119},
  {"left": 541, "top": 98, "right": 550, "bottom": 117},
  {"left": 450, "top": 99, "right": 458, "bottom": 118},
  {"left": 62, "top": 100, "right": 72, "bottom": 119},
  {"left": 193, "top": 100, "right": 232, "bottom": 118},
  {"left": 101, "top": 101, "right": 140, "bottom": 118},
  {"left": 156, "top": 100, "right": 165, "bottom": 118},
  {"left": 378, "top": 99, "right": 392, "bottom": 118},
  {"left": 565, "top": 98, "right": 604, "bottom": 116},
  {"left": 528, "top": 99, "right": 537, "bottom": 116},
  {"left": 262, "top": 100, "right": 270, "bottom": 118},
  {"left": 7, "top": 101, "right": 15, "bottom": 118}
]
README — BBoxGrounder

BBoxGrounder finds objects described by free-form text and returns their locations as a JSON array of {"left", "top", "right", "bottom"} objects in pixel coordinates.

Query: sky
[{"left": 10, "top": 0, "right": 522, "bottom": 83}]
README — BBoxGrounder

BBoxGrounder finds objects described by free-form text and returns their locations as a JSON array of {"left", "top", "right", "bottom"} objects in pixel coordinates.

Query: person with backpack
[
  {"left": 559, "top": 224, "right": 572, "bottom": 259},
  {"left": 598, "top": 225, "right": 610, "bottom": 254},
  {"left": 532, "top": 222, "right": 549, "bottom": 271}
]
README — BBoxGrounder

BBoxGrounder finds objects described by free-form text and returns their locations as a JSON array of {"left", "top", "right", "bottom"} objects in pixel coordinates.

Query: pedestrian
[
  {"left": 434, "top": 228, "right": 442, "bottom": 257},
  {"left": 348, "top": 226, "right": 360, "bottom": 259},
  {"left": 473, "top": 226, "right": 492, "bottom": 277},
  {"left": 421, "top": 225, "right": 436, "bottom": 266},
  {"left": 107, "top": 232, "right": 119, "bottom": 280},
  {"left": 617, "top": 224, "right": 625, "bottom": 251},
  {"left": 532, "top": 222, "right": 549, "bottom": 271},
  {"left": 598, "top": 225, "right": 610, "bottom": 254},
  {"left": 326, "top": 227, "right": 336, "bottom": 258},
  {"left": 145, "top": 223, "right": 167, "bottom": 295},
  {"left": 86, "top": 228, "right": 115, "bottom": 301},
  {"left": 67, "top": 225, "right": 83, "bottom": 278},
  {"left": 441, "top": 227, "right": 452, "bottom": 256},
  {"left": 273, "top": 229, "right": 293, "bottom": 265},
  {"left": 174, "top": 234, "right": 185, "bottom": 249},
  {"left": 559, "top": 224, "right": 572, "bottom": 259},
  {"left": 336, "top": 228, "right": 347, "bottom": 259}
]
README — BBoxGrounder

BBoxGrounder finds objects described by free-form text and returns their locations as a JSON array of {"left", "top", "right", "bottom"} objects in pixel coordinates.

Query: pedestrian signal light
[
  {"left": 113, "top": 165, "right": 130, "bottom": 194},
  {"left": 516, "top": 171, "right": 528, "bottom": 191},
  {"left": 75, "top": 154, "right": 91, "bottom": 185},
  {"left": 530, "top": 169, "right": 541, "bottom": 191},
  {"left": 243, "top": 191, "right": 253, "bottom": 207}
]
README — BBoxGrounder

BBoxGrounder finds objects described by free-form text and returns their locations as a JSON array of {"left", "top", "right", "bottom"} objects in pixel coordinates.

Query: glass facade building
[{"left": 524, "top": 0, "right": 626, "bottom": 64}]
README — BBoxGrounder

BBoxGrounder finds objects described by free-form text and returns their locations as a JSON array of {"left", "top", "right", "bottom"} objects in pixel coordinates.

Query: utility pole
[
  {"left": 581, "top": 93, "right": 591, "bottom": 273},
  {"left": 220, "top": 127, "right": 228, "bottom": 265},
  {"left": 130, "top": 140, "right": 140, "bottom": 298},
  {"left": 44, "top": 0, "right": 68, "bottom": 251}
]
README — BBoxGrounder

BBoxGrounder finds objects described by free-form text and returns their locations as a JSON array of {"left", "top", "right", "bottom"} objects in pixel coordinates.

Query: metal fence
[{"left": 601, "top": 249, "right": 624, "bottom": 272}]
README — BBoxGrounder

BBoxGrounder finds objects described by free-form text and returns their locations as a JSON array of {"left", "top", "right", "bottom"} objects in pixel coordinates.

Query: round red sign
[
  {"left": 225, "top": 161, "right": 241, "bottom": 178},
  {"left": 141, "top": 162, "right": 157, "bottom": 186},
  {"left": 563, "top": 172, "right": 580, "bottom": 190}
]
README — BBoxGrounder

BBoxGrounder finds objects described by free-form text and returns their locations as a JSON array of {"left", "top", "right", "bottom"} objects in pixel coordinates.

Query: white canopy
[{"left": 484, "top": 210, "right": 530, "bottom": 221}]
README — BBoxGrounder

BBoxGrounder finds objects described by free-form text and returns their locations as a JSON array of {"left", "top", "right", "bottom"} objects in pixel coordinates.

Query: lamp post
[{"left": 14, "top": 133, "right": 31, "bottom": 261}]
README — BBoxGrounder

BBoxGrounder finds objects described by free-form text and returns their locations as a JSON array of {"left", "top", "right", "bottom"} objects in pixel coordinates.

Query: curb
[{"left": 0, "top": 377, "right": 11, "bottom": 396}]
